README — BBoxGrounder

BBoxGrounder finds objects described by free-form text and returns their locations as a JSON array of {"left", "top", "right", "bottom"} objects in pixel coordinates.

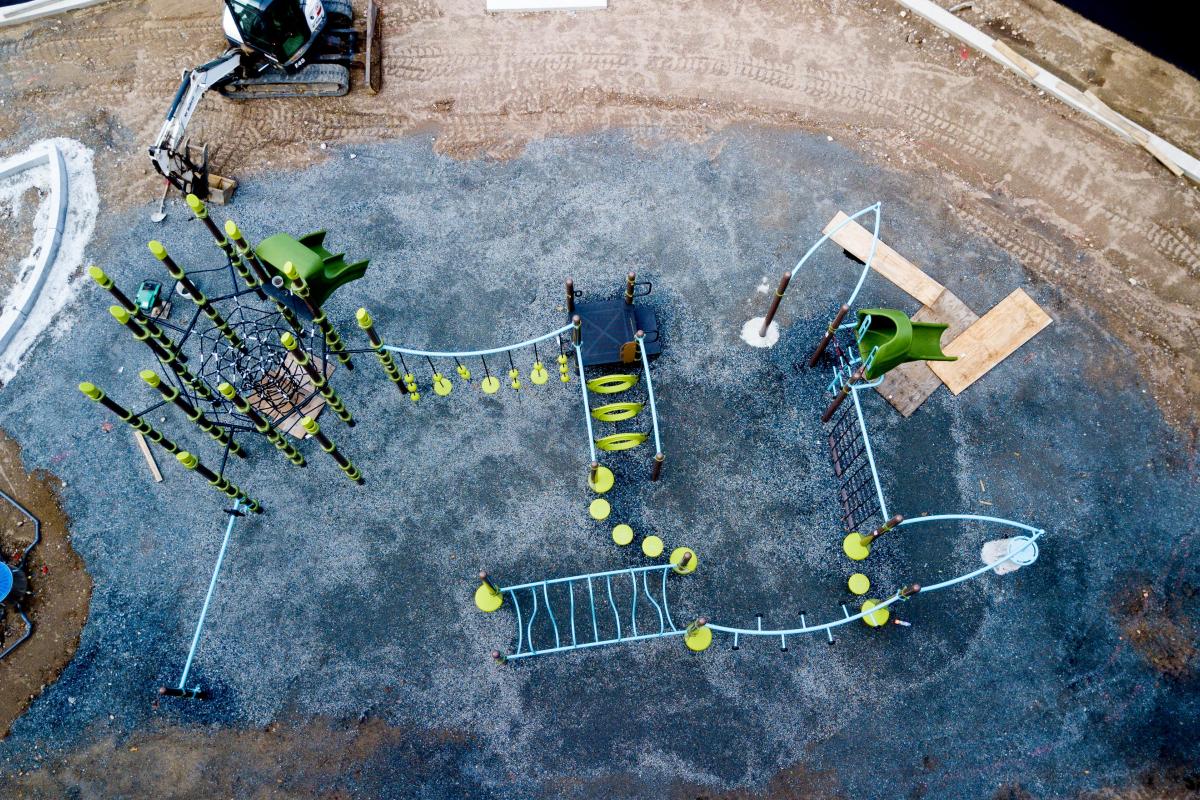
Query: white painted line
[
  {"left": 894, "top": 0, "right": 1200, "bottom": 184},
  {"left": 487, "top": 0, "right": 606, "bottom": 11}
]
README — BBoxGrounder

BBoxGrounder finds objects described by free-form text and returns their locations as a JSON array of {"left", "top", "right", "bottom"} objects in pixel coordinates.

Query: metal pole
[
  {"left": 821, "top": 365, "right": 864, "bottom": 423},
  {"left": 565, "top": 278, "right": 575, "bottom": 314},
  {"left": 808, "top": 304, "right": 850, "bottom": 368},
  {"left": 78, "top": 382, "right": 182, "bottom": 455},
  {"left": 176, "top": 451, "right": 263, "bottom": 512},
  {"left": 758, "top": 271, "right": 791, "bottom": 337},
  {"left": 149, "top": 241, "right": 243, "bottom": 349},
  {"left": 624, "top": 272, "right": 636, "bottom": 305},
  {"left": 88, "top": 265, "right": 185, "bottom": 362},
  {"left": 108, "top": 305, "right": 213, "bottom": 400},
  {"left": 139, "top": 369, "right": 245, "bottom": 458},
  {"left": 215, "top": 382, "right": 306, "bottom": 466},
  {"left": 280, "top": 332, "right": 354, "bottom": 426},
  {"left": 860, "top": 514, "right": 904, "bottom": 547},
  {"left": 300, "top": 416, "right": 362, "bottom": 483},
  {"left": 356, "top": 308, "right": 406, "bottom": 395}
]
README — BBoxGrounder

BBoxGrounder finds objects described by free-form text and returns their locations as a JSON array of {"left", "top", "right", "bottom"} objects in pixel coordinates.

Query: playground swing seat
[
  {"left": 255, "top": 230, "right": 369, "bottom": 309},
  {"left": 856, "top": 308, "right": 956, "bottom": 380}
]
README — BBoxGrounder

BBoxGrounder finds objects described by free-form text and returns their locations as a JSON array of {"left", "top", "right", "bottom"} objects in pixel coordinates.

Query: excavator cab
[{"left": 223, "top": 0, "right": 325, "bottom": 68}]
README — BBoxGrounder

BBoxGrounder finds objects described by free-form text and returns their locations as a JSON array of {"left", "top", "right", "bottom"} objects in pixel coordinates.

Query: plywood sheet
[
  {"left": 929, "top": 289, "right": 1051, "bottom": 394},
  {"left": 875, "top": 290, "right": 980, "bottom": 415},
  {"left": 823, "top": 212, "right": 945, "bottom": 306}
]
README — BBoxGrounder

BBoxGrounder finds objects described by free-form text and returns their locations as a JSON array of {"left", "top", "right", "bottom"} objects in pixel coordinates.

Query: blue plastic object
[{"left": 0, "top": 563, "right": 12, "bottom": 603}]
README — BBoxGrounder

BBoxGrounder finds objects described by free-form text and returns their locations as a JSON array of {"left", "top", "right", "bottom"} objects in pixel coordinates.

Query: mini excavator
[{"left": 149, "top": 0, "right": 381, "bottom": 198}]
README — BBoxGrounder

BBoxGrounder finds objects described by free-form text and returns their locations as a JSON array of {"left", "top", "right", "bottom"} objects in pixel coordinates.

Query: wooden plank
[
  {"left": 132, "top": 431, "right": 163, "bottom": 483},
  {"left": 929, "top": 289, "right": 1052, "bottom": 394},
  {"left": 823, "top": 212, "right": 945, "bottom": 306},
  {"left": 893, "top": 0, "right": 1200, "bottom": 184},
  {"left": 875, "top": 290, "right": 979, "bottom": 415}
]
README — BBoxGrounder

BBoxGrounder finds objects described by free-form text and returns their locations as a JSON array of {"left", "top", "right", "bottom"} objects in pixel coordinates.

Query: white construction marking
[{"left": 0, "top": 139, "right": 98, "bottom": 384}]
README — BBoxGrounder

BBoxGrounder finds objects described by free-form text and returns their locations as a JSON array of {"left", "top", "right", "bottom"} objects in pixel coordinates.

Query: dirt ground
[
  {"left": 1, "top": 0, "right": 1198, "bottom": 438},
  {"left": 0, "top": 432, "right": 91, "bottom": 739}
]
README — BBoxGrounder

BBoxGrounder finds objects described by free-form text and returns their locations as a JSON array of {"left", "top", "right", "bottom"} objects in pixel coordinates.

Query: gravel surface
[{"left": 0, "top": 129, "right": 1196, "bottom": 798}]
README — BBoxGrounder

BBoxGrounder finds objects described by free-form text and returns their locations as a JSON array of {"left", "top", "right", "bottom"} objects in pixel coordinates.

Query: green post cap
[
  {"left": 87, "top": 265, "right": 112, "bottom": 287},
  {"left": 185, "top": 194, "right": 205, "bottom": 215},
  {"left": 281, "top": 261, "right": 300, "bottom": 280},
  {"left": 224, "top": 219, "right": 240, "bottom": 238},
  {"left": 300, "top": 416, "right": 319, "bottom": 435},
  {"left": 280, "top": 332, "right": 298, "bottom": 350},
  {"left": 148, "top": 241, "right": 167, "bottom": 260},
  {"left": 217, "top": 382, "right": 236, "bottom": 399},
  {"left": 109, "top": 305, "right": 130, "bottom": 323},
  {"left": 78, "top": 382, "right": 102, "bottom": 400},
  {"left": 355, "top": 308, "right": 373, "bottom": 328},
  {"left": 139, "top": 370, "right": 160, "bottom": 387},
  {"left": 176, "top": 451, "right": 198, "bottom": 469}
]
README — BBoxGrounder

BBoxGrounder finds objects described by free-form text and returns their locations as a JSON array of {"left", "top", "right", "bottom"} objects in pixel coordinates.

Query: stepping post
[
  {"left": 475, "top": 570, "right": 504, "bottom": 612},
  {"left": 280, "top": 332, "right": 354, "bottom": 426},
  {"left": 78, "top": 382, "right": 182, "bottom": 456},
  {"left": 822, "top": 365, "right": 865, "bottom": 423},
  {"left": 355, "top": 308, "right": 406, "bottom": 396},
  {"left": 216, "top": 382, "right": 306, "bottom": 467},
  {"left": 149, "top": 241, "right": 243, "bottom": 350},
  {"left": 176, "top": 450, "right": 263, "bottom": 513},
  {"left": 565, "top": 278, "right": 575, "bottom": 314},
  {"left": 300, "top": 416, "right": 362, "bottom": 483},
  {"left": 139, "top": 369, "right": 245, "bottom": 458},
  {"left": 624, "top": 271, "right": 636, "bottom": 305}
]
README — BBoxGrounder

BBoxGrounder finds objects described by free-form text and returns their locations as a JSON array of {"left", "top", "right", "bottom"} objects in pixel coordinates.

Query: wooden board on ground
[
  {"left": 823, "top": 212, "right": 945, "bottom": 306},
  {"left": 132, "top": 431, "right": 163, "bottom": 483},
  {"left": 244, "top": 353, "right": 334, "bottom": 439},
  {"left": 929, "top": 289, "right": 1052, "bottom": 394},
  {"left": 875, "top": 290, "right": 980, "bottom": 415}
]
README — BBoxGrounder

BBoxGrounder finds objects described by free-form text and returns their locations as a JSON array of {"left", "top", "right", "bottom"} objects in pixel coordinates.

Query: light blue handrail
[
  {"left": 176, "top": 501, "right": 242, "bottom": 693},
  {"left": 708, "top": 516, "right": 1043, "bottom": 638},
  {"left": 787, "top": 202, "right": 882, "bottom": 310},
  {"left": 574, "top": 342, "right": 598, "bottom": 463},
  {"left": 635, "top": 331, "right": 663, "bottom": 456},
  {"left": 380, "top": 323, "right": 574, "bottom": 359}
]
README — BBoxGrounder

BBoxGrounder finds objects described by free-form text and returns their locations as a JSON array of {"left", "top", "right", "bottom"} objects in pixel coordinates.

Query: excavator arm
[{"left": 148, "top": 50, "right": 244, "bottom": 195}]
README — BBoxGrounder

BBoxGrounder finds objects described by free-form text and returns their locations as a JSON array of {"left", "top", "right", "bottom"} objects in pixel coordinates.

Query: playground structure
[
  {"left": 352, "top": 273, "right": 666, "bottom": 488},
  {"left": 77, "top": 194, "right": 1042, "bottom": 693},
  {"left": 479, "top": 202, "right": 1044, "bottom": 661}
]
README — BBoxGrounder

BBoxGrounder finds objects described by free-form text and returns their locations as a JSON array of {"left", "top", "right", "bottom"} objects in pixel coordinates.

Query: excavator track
[{"left": 218, "top": 63, "right": 350, "bottom": 100}]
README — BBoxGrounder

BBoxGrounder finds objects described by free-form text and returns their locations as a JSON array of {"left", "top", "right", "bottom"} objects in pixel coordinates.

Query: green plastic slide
[
  {"left": 255, "top": 231, "right": 369, "bottom": 309},
  {"left": 855, "top": 308, "right": 956, "bottom": 380}
]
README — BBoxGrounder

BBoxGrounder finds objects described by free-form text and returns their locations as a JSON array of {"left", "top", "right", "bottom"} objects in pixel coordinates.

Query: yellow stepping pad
[
  {"left": 474, "top": 584, "right": 503, "bottom": 612},
  {"left": 589, "top": 498, "right": 611, "bottom": 521},
  {"left": 843, "top": 532, "right": 870, "bottom": 561},
  {"left": 588, "top": 465, "right": 614, "bottom": 494},
  {"left": 861, "top": 599, "right": 890, "bottom": 627},
  {"left": 641, "top": 535, "right": 664, "bottom": 558},
  {"left": 612, "top": 524, "right": 634, "bottom": 546},
  {"left": 685, "top": 625, "right": 713, "bottom": 651},
  {"left": 848, "top": 573, "right": 870, "bottom": 595}
]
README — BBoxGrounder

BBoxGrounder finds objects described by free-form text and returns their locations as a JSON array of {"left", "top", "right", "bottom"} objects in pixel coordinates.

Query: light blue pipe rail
[
  {"left": 787, "top": 202, "right": 882, "bottom": 310},
  {"left": 635, "top": 331, "right": 663, "bottom": 456},
  {"left": 707, "top": 515, "right": 1042, "bottom": 641},
  {"left": 175, "top": 501, "right": 243, "bottom": 694},
  {"left": 574, "top": 342, "right": 598, "bottom": 463},
  {"left": 380, "top": 323, "right": 574, "bottom": 359},
  {"left": 499, "top": 564, "right": 683, "bottom": 660}
]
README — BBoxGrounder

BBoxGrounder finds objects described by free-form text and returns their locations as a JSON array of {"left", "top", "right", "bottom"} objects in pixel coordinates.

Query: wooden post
[
  {"left": 821, "top": 365, "right": 864, "bottom": 423},
  {"left": 758, "top": 271, "right": 792, "bottom": 337},
  {"left": 651, "top": 452, "right": 664, "bottom": 482},
  {"left": 860, "top": 514, "right": 904, "bottom": 547},
  {"left": 565, "top": 279, "right": 575, "bottom": 314},
  {"left": 149, "top": 241, "right": 244, "bottom": 350},
  {"left": 808, "top": 304, "right": 850, "bottom": 368},
  {"left": 899, "top": 583, "right": 921, "bottom": 599},
  {"left": 624, "top": 272, "right": 636, "bottom": 305},
  {"left": 571, "top": 314, "right": 582, "bottom": 347},
  {"left": 479, "top": 570, "right": 500, "bottom": 596},
  {"left": 300, "top": 416, "right": 363, "bottom": 483},
  {"left": 356, "top": 308, "right": 407, "bottom": 396}
]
